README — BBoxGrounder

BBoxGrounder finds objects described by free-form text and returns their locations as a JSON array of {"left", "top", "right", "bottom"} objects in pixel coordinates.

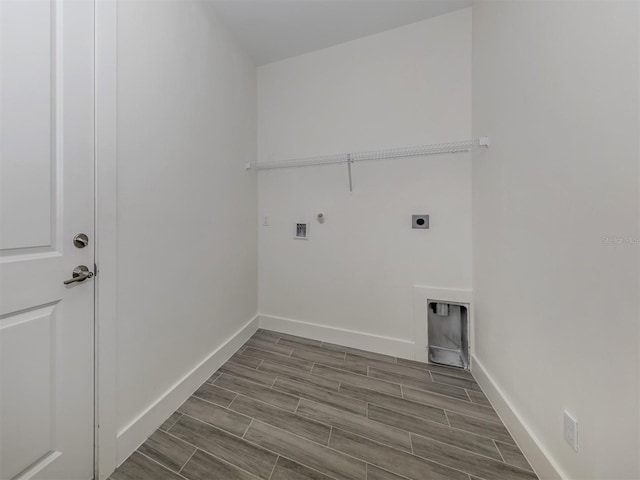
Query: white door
[{"left": 0, "top": 0, "right": 95, "bottom": 479}]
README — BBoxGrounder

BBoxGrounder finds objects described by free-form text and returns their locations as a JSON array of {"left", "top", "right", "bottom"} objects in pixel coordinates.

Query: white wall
[
  {"left": 472, "top": 2, "right": 639, "bottom": 479},
  {"left": 257, "top": 9, "right": 472, "bottom": 346},
  {"left": 116, "top": 0, "right": 257, "bottom": 446}
]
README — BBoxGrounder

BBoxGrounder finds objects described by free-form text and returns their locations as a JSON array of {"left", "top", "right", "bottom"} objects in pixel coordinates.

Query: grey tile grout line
[
  {"left": 493, "top": 439, "right": 506, "bottom": 463},
  {"left": 177, "top": 448, "right": 197, "bottom": 474},
  {"left": 462, "top": 388, "right": 474, "bottom": 403},
  {"left": 161, "top": 413, "right": 183, "bottom": 431},
  {"left": 443, "top": 409, "right": 452, "bottom": 427},
  {"left": 242, "top": 418, "right": 254, "bottom": 439},
  {"left": 267, "top": 455, "right": 279, "bottom": 480}
]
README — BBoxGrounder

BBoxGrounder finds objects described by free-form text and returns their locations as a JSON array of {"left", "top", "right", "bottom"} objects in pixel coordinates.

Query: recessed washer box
[
  {"left": 412, "top": 215, "right": 429, "bottom": 229},
  {"left": 294, "top": 222, "right": 309, "bottom": 239}
]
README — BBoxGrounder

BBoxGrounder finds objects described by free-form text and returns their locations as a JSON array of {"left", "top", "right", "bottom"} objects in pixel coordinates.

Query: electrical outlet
[{"left": 564, "top": 410, "right": 578, "bottom": 452}]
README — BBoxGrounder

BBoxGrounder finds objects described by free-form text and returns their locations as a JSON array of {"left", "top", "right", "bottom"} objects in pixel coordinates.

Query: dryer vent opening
[{"left": 427, "top": 302, "right": 469, "bottom": 369}]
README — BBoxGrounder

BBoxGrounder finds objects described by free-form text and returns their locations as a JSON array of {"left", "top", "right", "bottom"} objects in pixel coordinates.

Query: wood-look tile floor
[{"left": 110, "top": 329, "right": 538, "bottom": 480}]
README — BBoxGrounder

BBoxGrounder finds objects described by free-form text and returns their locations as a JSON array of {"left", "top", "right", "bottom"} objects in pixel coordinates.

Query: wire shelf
[{"left": 246, "top": 137, "right": 488, "bottom": 171}]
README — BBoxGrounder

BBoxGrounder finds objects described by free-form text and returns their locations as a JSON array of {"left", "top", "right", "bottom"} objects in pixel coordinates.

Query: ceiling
[{"left": 210, "top": 0, "right": 472, "bottom": 65}]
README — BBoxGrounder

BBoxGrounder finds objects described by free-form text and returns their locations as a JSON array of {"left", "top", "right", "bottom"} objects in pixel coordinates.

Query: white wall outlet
[{"left": 564, "top": 410, "right": 578, "bottom": 452}]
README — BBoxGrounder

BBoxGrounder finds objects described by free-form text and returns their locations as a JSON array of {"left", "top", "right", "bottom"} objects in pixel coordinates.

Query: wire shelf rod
[{"left": 245, "top": 137, "right": 489, "bottom": 171}]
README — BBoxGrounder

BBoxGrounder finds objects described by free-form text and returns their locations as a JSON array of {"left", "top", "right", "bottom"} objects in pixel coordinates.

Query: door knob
[{"left": 63, "top": 265, "right": 94, "bottom": 285}]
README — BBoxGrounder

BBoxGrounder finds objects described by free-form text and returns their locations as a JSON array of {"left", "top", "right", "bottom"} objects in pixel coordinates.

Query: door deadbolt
[{"left": 73, "top": 233, "right": 89, "bottom": 248}]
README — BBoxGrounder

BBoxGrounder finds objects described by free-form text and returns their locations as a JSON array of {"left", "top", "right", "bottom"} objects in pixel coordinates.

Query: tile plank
[
  {"left": 446, "top": 411, "right": 515, "bottom": 445},
  {"left": 277, "top": 339, "right": 346, "bottom": 359},
  {"left": 312, "top": 364, "right": 402, "bottom": 397},
  {"left": 368, "top": 366, "right": 470, "bottom": 401},
  {"left": 214, "top": 373, "right": 300, "bottom": 412},
  {"left": 321, "top": 343, "right": 397, "bottom": 364},
  {"left": 110, "top": 452, "right": 185, "bottom": 480},
  {"left": 168, "top": 415, "right": 277, "bottom": 480},
  {"left": 411, "top": 434, "right": 538, "bottom": 480},
  {"left": 367, "top": 404, "right": 502, "bottom": 461},
  {"left": 181, "top": 449, "right": 260, "bottom": 480},
  {"left": 402, "top": 386, "right": 500, "bottom": 423},
  {"left": 244, "top": 420, "right": 366, "bottom": 480},
  {"left": 138, "top": 429, "right": 195, "bottom": 472},
  {"left": 228, "top": 354, "right": 263, "bottom": 369},
  {"left": 268, "top": 331, "right": 323, "bottom": 347},
  {"left": 339, "top": 383, "right": 447, "bottom": 425},
  {"left": 219, "top": 361, "right": 277, "bottom": 387},
  {"left": 259, "top": 360, "right": 340, "bottom": 391},
  {"left": 363, "top": 362, "right": 433, "bottom": 382},
  {"left": 432, "top": 372, "right": 482, "bottom": 392},
  {"left": 242, "top": 346, "right": 314, "bottom": 372},
  {"left": 177, "top": 396, "right": 252, "bottom": 437},
  {"left": 291, "top": 348, "right": 368, "bottom": 375},
  {"left": 344, "top": 353, "right": 400, "bottom": 370},
  {"left": 466, "top": 390, "right": 492, "bottom": 407},
  {"left": 229, "top": 395, "right": 330, "bottom": 445},
  {"left": 496, "top": 441, "right": 534, "bottom": 472},
  {"left": 192, "top": 383, "right": 237, "bottom": 407},
  {"left": 396, "top": 358, "right": 474, "bottom": 380},
  {"left": 113, "top": 334, "right": 539, "bottom": 480},
  {"left": 246, "top": 338, "right": 294, "bottom": 356},
  {"left": 252, "top": 330, "right": 280, "bottom": 343},
  {"left": 297, "top": 399, "right": 411, "bottom": 452},
  {"left": 366, "top": 464, "right": 410, "bottom": 480},
  {"left": 329, "top": 428, "right": 467, "bottom": 480},
  {"left": 270, "top": 457, "right": 335, "bottom": 480},
  {"left": 273, "top": 377, "right": 367, "bottom": 416},
  {"left": 159, "top": 412, "right": 183, "bottom": 432}
]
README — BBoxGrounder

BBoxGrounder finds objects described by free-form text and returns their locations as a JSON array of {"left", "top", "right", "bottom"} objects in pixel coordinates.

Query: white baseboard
[
  {"left": 471, "top": 355, "right": 567, "bottom": 480},
  {"left": 258, "top": 314, "right": 415, "bottom": 359},
  {"left": 115, "top": 315, "right": 260, "bottom": 466}
]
